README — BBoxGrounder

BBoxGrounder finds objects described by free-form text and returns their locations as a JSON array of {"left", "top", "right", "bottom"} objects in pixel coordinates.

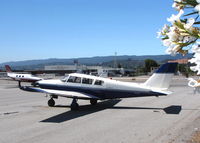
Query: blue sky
[{"left": 0, "top": 0, "right": 174, "bottom": 63}]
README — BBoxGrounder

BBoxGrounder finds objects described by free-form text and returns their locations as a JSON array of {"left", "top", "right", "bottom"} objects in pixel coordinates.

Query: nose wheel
[
  {"left": 48, "top": 98, "right": 55, "bottom": 107},
  {"left": 71, "top": 98, "right": 79, "bottom": 110}
]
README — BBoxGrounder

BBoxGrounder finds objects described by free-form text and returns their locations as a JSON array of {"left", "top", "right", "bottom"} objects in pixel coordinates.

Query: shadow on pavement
[
  {"left": 41, "top": 99, "right": 182, "bottom": 123},
  {"left": 163, "top": 105, "right": 182, "bottom": 114},
  {"left": 40, "top": 99, "right": 121, "bottom": 123},
  {"left": 110, "top": 105, "right": 182, "bottom": 114}
]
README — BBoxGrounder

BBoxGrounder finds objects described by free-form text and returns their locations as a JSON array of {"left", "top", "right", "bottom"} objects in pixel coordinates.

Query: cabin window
[
  {"left": 82, "top": 78, "right": 93, "bottom": 85},
  {"left": 94, "top": 80, "right": 104, "bottom": 86},
  {"left": 74, "top": 77, "right": 81, "bottom": 83},
  {"left": 22, "top": 76, "right": 24, "bottom": 77},
  {"left": 67, "top": 76, "right": 81, "bottom": 83}
]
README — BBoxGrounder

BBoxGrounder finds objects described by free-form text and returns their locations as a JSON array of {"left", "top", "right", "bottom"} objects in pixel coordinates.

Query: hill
[{"left": 0, "top": 54, "right": 193, "bottom": 70}]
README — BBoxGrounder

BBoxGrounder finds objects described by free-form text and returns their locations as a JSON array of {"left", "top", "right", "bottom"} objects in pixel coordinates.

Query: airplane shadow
[
  {"left": 40, "top": 99, "right": 121, "bottom": 123},
  {"left": 111, "top": 105, "right": 182, "bottom": 115},
  {"left": 40, "top": 99, "right": 182, "bottom": 123}
]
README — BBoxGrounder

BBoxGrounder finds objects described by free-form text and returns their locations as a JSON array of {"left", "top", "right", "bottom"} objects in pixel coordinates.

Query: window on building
[
  {"left": 82, "top": 78, "right": 93, "bottom": 84},
  {"left": 94, "top": 80, "right": 104, "bottom": 86}
]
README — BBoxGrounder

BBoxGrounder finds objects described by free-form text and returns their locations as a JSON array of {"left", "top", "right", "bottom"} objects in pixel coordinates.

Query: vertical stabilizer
[
  {"left": 144, "top": 63, "right": 177, "bottom": 89},
  {"left": 5, "top": 65, "right": 12, "bottom": 73}
]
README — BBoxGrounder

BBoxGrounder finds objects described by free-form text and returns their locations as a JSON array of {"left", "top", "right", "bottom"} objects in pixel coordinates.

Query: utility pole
[{"left": 114, "top": 52, "right": 117, "bottom": 69}]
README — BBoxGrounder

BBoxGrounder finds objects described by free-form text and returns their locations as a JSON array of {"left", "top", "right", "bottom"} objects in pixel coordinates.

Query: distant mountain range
[{"left": 0, "top": 54, "right": 193, "bottom": 70}]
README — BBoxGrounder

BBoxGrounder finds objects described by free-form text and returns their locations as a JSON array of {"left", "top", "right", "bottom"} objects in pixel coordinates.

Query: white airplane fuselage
[
  {"left": 37, "top": 73, "right": 167, "bottom": 100},
  {"left": 7, "top": 72, "right": 42, "bottom": 82}
]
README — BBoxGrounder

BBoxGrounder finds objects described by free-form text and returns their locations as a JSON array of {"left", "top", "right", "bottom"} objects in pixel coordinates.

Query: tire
[
  {"left": 71, "top": 103, "right": 79, "bottom": 111},
  {"left": 48, "top": 99, "right": 55, "bottom": 107}
]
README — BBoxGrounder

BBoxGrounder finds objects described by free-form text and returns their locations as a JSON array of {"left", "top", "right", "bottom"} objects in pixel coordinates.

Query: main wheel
[
  {"left": 48, "top": 99, "right": 55, "bottom": 107},
  {"left": 90, "top": 99, "right": 97, "bottom": 105},
  {"left": 71, "top": 102, "right": 79, "bottom": 111}
]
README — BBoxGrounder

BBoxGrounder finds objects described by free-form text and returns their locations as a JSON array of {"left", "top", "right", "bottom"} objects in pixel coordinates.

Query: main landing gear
[
  {"left": 47, "top": 97, "right": 98, "bottom": 110},
  {"left": 48, "top": 98, "right": 55, "bottom": 107},
  {"left": 70, "top": 98, "right": 79, "bottom": 111}
]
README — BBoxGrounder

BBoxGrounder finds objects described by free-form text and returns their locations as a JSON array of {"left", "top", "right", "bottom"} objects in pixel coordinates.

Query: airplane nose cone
[
  {"left": 36, "top": 79, "right": 60, "bottom": 88},
  {"left": 37, "top": 80, "right": 46, "bottom": 85}
]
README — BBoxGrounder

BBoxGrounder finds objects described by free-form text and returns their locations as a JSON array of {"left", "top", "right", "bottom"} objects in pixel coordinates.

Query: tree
[
  {"left": 144, "top": 59, "right": 158, "bottom": 73},
  {"left": 158, "top": 0, "right": 200, "bottom": 86}
]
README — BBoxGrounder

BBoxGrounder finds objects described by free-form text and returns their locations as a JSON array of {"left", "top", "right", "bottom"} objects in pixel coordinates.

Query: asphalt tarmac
[{"left": 0, "top": 76, "right": 200, "bottom": 143}]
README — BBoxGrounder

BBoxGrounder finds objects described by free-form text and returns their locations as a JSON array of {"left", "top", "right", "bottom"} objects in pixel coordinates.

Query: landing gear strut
[
  {"left": 48, "top": 98, "right": 55, "bottom": 107},
  {"left": 70, "top": 98, "right": 79, "bottom": 111},
  {"left": 90, "top": 99, "right": 97, "bottom": 105}
]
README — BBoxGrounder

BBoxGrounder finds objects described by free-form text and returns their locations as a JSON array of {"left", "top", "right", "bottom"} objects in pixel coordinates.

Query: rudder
[
  {"left": 5, "top": 65, "right": 12, "bottom": 72},
  {"left": 143, "top": 63, "right": 178, "bottom": 89}
]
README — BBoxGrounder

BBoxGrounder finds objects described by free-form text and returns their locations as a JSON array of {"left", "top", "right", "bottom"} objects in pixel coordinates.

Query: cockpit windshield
[{"left": 61, "top": 75, "right": 69, "bottom": 82}]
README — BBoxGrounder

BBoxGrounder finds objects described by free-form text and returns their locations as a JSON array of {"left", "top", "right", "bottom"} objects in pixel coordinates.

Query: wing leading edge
[{"left": 20, "top": 86, "right": 100, "bottom": 99}]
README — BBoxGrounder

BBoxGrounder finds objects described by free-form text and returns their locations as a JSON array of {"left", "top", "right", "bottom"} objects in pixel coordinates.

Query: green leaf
[
  {"left": 186, "top": 0, "right": 198, "bottom": 7},
  {"left": 174, "top": 21, "right": 185, "bottom": 29}
]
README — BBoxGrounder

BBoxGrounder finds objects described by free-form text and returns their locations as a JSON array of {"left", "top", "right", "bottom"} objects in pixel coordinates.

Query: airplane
[
  {"left": 5, "top": 65, "right": 43, "bottom": 85},
  {"left": 19, "top": 62, "right": 178, "bottom": 110}
]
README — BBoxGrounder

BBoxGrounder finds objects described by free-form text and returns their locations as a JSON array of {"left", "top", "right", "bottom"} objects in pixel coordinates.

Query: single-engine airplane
[
  {"left": 5, "top": 65, "right": 43, "bottom": 85},
  {"left": 19, "top": 62, "right": 177, "bottom": 110}
]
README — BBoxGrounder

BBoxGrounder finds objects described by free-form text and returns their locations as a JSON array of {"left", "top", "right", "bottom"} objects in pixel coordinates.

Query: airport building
[{"left": 44, "top": 65, "right": 125, "bottom": 77}]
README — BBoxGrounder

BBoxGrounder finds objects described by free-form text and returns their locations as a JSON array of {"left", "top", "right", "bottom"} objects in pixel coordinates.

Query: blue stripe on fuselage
[{"left": 39, "top": 84, "right": 167, "bottom": 99}]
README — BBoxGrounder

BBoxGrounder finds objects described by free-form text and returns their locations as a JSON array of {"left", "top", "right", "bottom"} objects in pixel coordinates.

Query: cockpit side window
[
  {"left": 94, "top": 80, "right": 104, "bottom": 86},
  {"left": 67, "top": 76, "right": 81, "bottom": 83},
  {"left": 82, "top": 78, "right": 93, "bottom": 84},
  {"left": 74, "top": 77, "right": 81, "bottom": 83},
  {"left": 67, "top": 76, "right": 76, "bottom": 83}
]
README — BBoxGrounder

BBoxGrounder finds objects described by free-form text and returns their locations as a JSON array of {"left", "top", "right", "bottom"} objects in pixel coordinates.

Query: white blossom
[
  {"left": 197, "top": 0, "right": 200, "bottom": 4},
  {"left": 167, "top": 9, "right": 184, "bottom": 23},
  {"left": 191, "top": 42, "right": 200, "bottom": 53},
  {"left": 163, "top": 39, "right": 176, "bottom": 48},
  {"left": 174, "top": 0, "right": 182, "bottom": 2},
  {"left": 189, "top": 43, "right": 200, "bottom": 75},
  {"left": 166, "top": 27, "right": 179, "bottom": 41},
  {"left": 184, "top": 18, "right": 195, "bottom": 29},
  {"left": 160, "top": 0, "right": 200, "bottom": 77},
  {"left": 165, "top": 46, "right": 178, "bottom": 56},
  {"left": 195, "top": 4, "right": 200, "bottom": 14}
]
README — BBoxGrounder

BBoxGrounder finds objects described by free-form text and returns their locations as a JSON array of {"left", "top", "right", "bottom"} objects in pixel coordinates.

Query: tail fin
[
  {"left": 5, "top": 65, "right": 12, "bottom": 73},
  {"left": 143, "top": 62, "right": 178, "bottom": 90}
]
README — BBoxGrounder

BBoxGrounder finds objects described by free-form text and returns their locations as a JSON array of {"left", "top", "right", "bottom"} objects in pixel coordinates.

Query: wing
[{"left": 20, "top": 86, "right": 100, "bottom": 99}]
